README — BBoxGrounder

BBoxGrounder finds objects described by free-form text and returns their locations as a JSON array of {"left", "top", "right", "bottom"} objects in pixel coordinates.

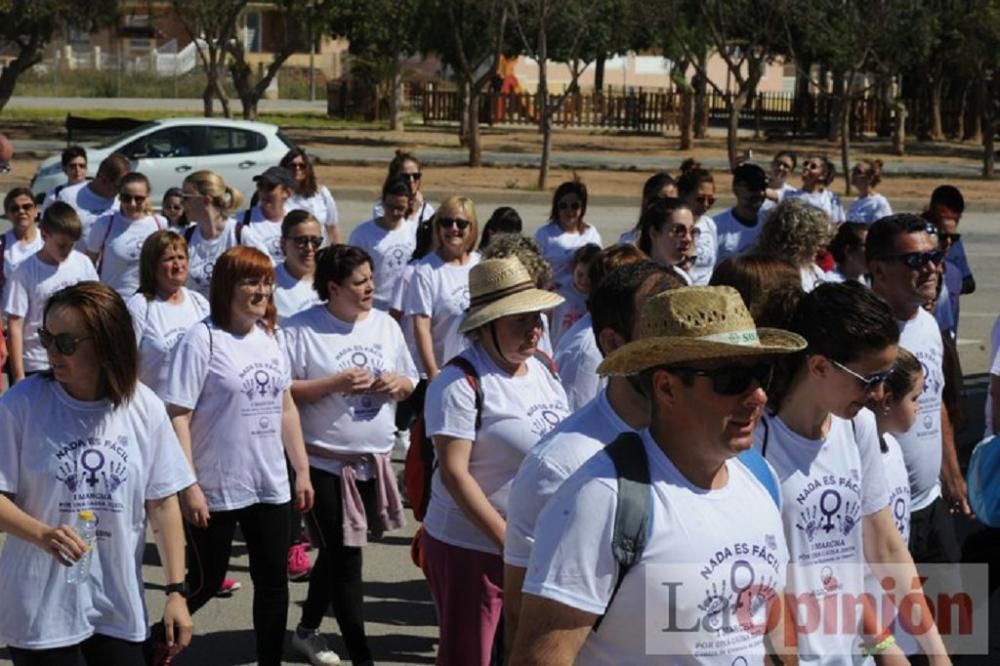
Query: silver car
[{"left": 31, "top": 117, "right": 296, "bottom": 203}]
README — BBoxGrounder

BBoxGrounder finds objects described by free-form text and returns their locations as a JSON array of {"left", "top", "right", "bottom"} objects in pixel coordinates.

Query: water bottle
[{"left": 65, "top": 510, "right": 97, "bottom": 584}]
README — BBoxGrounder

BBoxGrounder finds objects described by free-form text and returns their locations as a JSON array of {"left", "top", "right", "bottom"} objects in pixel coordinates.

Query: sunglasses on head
[
  {"left": 558, "top": 200, "right": 582, "bottom": 211},
  {"left": 666, "top": 363, "right": 773, "bottom": 396},
  {"left": 38, "top": 328, "right": 91, "bottom": 355},
  {"left": 829, "top": 358, "right": 894, "bottom": 396},
  {"left": 876, "top": 250, "right": 944, "bottom": 270},
  {"left": 287, "top": 235, "right": 323, "bottom": 249},
  {"left": 438, "top": 216, "right": 470, "bottom": 230},
  {"left": 120, "top": 193, "right": 147, "bottom": 205}
]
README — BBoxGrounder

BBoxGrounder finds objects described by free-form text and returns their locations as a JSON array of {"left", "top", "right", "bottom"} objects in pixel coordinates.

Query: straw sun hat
[
  {"left": 459, "top": 257, "right": 564, "bottom": 334},
  {"left": 597, "top": 285, "right": 806, "bottom": 376}
]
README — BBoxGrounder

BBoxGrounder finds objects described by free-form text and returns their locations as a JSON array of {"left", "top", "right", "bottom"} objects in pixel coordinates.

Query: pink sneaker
[
  {"left": 288, "top": 542, "right": 312, "bottom": 581},
  {"left": 216, "top": 578, "right": 242, "bottom": 597}
]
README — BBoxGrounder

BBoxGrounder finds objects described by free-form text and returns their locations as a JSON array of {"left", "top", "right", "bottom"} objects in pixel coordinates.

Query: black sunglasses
[
  {"left": 876, "top": 250, "right": 945, "bottom": 270},
  {"left": 120, "top": 193, "right": 147, "bottom": 204},
  {"left": 438, "top": 216, "right": 470, "bottom": 231},
  {"left": 557, "top": 200, "right": 582, "bottom": 211},
  {"left": 666, "top": 363, "right": 773, "bottom": 396},
  {"left": 938, "top": 232, "right": 961, "bottom": 244},
  {"left": 829, "top": 358, "right": 894, "bottom": 396},
  {"left": 403, "top": 172, "right": 422, "bottom": 182},
  {"left": 287, "top": 235, "right": 323, "bottom": 249},
  {"left": 38, "top": 328, "right": 92, "bottom": 355}
]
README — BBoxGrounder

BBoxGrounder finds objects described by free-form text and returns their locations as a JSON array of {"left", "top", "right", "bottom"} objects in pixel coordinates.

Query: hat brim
[
  {"left": 459, "top": 289, "right": 565, "bottom": 334},
  {"left": 597, "top": 328, "right": 807, "bottom": 376}
]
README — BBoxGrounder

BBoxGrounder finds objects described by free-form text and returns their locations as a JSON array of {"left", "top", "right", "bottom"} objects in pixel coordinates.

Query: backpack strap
[
  {"left": 594, "top": 431, "right": 650, "bottom": 632},
  {"left": 95, "top": 214, "right": 117, "bottom": 276},
  {"left": 203, "top": 320, "right": 213, "bottom": 359},
  {"left": 183, "top": 224, "right": 197, "bottom": 244},
  {"left": 531, "top": 349, "right": 559, "bottom": 380},
  {"left": 0, "top": 231, "right": 8, "bottom": 285},
  {"left": 737, "top": 448, "right": 781, "bottom": 509},
  {"left": 444, "top": 355, "right": 483, "bottom": 431}
]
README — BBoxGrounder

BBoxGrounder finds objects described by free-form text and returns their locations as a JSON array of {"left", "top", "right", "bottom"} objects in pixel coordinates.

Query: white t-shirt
[
  {"left": 847, "top": 194, "right": 893, "bottom": 223},
  {"left": 0, "top": 377, "right": 193, "bottom": 649},
  {"left": 786, "top": 188, "right": 845, "bottom": 224},
  {"left": 550, "top": 282, "right": 587, "bottom": 347},
  {"left": 283, "top": 305, "right": 417, "bottom": 478},
  {"left": 185, "top": 218, "right": 241, "bottom": 298},
  {"left": 525, "top": 429, "right": 788, "bottom": 664},
  {"left": 372, "top": 199, "right": 436, "bottom": 225},
  {"left": 553, "top": 312, "right": 606, "bottom": 411},
  {"left": 800, "top": 263, "right": 828, "bottom": 292},
  {"left": 689, "top": 214, "right": 717, "bottom": 285},
  {"left": 273, "top": 263, "right": 320, "bottom": 324},
  {"left": 164, "top": 321, "right": 291, "bottom": 511},
  {"left": 985, "top": 315, "right": 1000, "bottom": 437},
  {"left": 288, "top": 186, "right": 339, "bottom": 230},
  {"left": 753, "top": 410, "right": 888, "bottom": 663},
  {"left": 126, "top": 288, "right": 209, "bottom": 396},
  {"left": 348, "top": 217, "right": 419, "bottom": 310},
  {"left": 882, "top": 433, "right": 911, "bottom": 543},
  {"left": 392, "top": 263, "right": 425, "bottom": 377},
  {"left": 533, "top": 222, "right": 602, "bottom": 291},
  {"left": 55, "top": 182, "right": 118, "bottom": 251},
  {"left": 712, "top": 207, "right": 767, "bottom": 265},
  {"left": 1, "top": 229, "right": 44, "bottom": 307},
  {"left": 423, "top": 344, "right": 569, "bottom": 554},
  {"left": 505, "top": 388, "right": 629, "bottom": 567},
  {"left": 896, "top": 308, "right": 945, "bottom": 511},
  {"left": 403, "top": 252, "right": 479, "bottom": 369},
  {"left": 238, "top": 209, "right": 285, "bottom": 264},
  {"left": 86, "top": 212, "right": 165, "bottom": 297},
  {"left": 4, "top": 252, "right": 99, "bottom": 372}
]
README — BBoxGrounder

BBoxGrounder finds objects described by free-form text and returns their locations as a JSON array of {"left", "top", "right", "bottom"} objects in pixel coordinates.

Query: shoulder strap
[
  {"left": 532, "top": 349, "right": 559, "bottom": 380},
  {"left": 737, "top": 448, "right": 780, "bottom": 509},
  {"left": 95, "top": 215, "right": 116, "bottom": 276},
  {"left": 594, "top": 431, "right": 650, "bottom": 632},
  {"left": 236, "top": 219, "right": 246, "bottom": 243},
  {"left": 445, "top": 355, "right": 483, "bottom": 431},
  {"left": 0, "top": 232, "right": 7, "bottom": 283},
  {"left": 203, "top": 320, "right": 213, "bottom": 360},
  {"left": 183, "top": 224, "right": 196, "bottom": 244}
]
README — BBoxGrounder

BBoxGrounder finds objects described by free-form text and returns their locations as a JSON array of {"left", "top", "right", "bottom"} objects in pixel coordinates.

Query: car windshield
[{"left": 95, "top": 121, "right": 162, "bottom": 150}]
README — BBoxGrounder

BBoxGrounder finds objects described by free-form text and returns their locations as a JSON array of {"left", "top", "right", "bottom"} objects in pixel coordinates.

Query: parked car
[{"left": 31, "top": 117, "right": 296, "bottom": 205}]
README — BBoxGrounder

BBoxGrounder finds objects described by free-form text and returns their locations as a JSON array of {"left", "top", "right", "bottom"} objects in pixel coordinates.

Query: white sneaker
[{"left": 292, "top": 628, "right": 342, "bottom": 665}]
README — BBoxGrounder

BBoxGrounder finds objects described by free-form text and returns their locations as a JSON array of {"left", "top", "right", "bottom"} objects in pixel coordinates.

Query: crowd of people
[{"left": 0, "top": 139, "right": 986, "bottom": 666}]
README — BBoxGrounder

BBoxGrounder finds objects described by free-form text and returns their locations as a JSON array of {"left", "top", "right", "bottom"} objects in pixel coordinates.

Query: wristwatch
[{"left": 164, "top": 582, "right": 189, "bottom": 597}]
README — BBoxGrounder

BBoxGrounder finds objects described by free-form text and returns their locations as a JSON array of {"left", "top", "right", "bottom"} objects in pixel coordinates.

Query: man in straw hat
[{"left": 510, "top": 285, "right": 806, "bottom": 664}]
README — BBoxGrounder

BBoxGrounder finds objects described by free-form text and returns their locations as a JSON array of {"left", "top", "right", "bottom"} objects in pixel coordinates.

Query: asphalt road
[{"left": 0, "top": 196, "right": 997, "bottom": 665}]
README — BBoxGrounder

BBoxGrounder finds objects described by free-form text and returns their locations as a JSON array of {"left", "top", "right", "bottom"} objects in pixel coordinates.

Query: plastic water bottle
[{"left": 65, "top": 510, "right": 97, "bottom": 584}]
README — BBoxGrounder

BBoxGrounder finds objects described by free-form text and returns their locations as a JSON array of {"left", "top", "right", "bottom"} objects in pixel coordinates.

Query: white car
[{"left": 31, "top": 117, "right": 296, "bottom": 204}]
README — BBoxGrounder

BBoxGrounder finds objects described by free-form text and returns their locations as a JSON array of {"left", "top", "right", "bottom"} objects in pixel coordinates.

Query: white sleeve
[
  {"left": 0, "top": 400, "right": 22, "bottom": 494},
  {"left": 125, "top": 295, "right": 148, "bottom": 347},
  {"left": 322, "top": 187, "right": 339, "bottom": 227},
  {"left": 403, "top": 266, "right": 434, "bottom": 317},
  {"left": 143, "top": 398, "right": 196, "bottom": 499},
  {"left": 423, "top": 364, "right": 477, "bottom": 440},
  {"left": 555, "top": 346, "right": 602, "bottom": 411},
  {"left": 854, "top": 409, "right": 889, "bottom": 516},
  {"left": 86, "top": 215, "right": 111, "bottom": 254},
  {"left": 3, "top": 266, "right": 30, "bottom": 318},
  {"left": 162, "top": 323, "right": 211, "bottom": 410},
  {"left": 505, "top": 451, "right": 571, "bottom": 567},
  {"left": 877, "top": 196, "right": 893, "bottom": 218},
  {"left": 522, "top": 460, "right": 619, "bottom": 615},
  {"left": 83, "top": 259, "right": 99, "bottom": 281},
  {"left": 391, "top": 323, "right": 419, "bottom": 384}
]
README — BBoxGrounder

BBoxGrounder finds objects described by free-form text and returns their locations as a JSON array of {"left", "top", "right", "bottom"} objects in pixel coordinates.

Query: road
[{"left": 0, "top": 196, "right": 997, "bottom": 665}]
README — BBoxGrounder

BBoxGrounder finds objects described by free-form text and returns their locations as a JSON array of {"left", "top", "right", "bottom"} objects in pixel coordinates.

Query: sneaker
[
  {"left": 215, "top": 578, "right": 242, "bottom": 597},
  {"left": 292, "top": 627, "right": 342, "bottom": 665},
  {"left": 288, "top": 542, "right": 312, "bottom": 581}
]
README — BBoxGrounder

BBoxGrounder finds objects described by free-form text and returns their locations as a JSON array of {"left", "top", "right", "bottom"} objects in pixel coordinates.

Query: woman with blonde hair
[
  {"left": 848, "top": 159, "right": 893, "bottom": 223},
  {"left": 755, "top": 198, "right": 833, "bottom": 292},
  {"left": 179, "top": 170, "right": 244, "bottom": 298}
]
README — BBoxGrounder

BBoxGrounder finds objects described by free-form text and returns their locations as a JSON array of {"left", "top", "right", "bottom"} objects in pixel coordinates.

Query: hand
[
  {"left": 161, "top": 594, "right": 194, "bottom": 657},
  {"left": 39, "top": 523, "right": 88, "bottom": 566},
  {"left": 369, "top": 371, "right": 412, "bottom": 401},
  {"left": 942, "top": 468, "right": 973, "bottom": 518},
  {"left": 294, "top": 473, "right": 315, "bottom": 513},
  {"left": 334, "top": 368, "right": 375, "bottom": 395},
  {"left": 180, "top": 484, "right": 211, "bottom": 528}
]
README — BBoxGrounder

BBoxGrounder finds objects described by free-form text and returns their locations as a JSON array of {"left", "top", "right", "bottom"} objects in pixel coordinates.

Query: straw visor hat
[
  {"left": 459, "top": 257, "right": 565, "bottom": 334},
  {"left": 597, "top": 286, "right": 806, "bottom": 376}
]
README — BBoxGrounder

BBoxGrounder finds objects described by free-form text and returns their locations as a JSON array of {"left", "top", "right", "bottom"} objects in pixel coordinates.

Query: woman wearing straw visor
[{"left": 422, "top": 256, "right": 570, "bottom": 665}]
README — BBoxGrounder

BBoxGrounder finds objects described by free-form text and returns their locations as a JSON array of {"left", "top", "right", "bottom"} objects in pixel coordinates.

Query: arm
[
  {"left": 0, "top": 493, "right": 87, "bottom": 564},
  {"left": 369, "top": 372, "right": 414, "bottom": 402},
  {"left": 146, "top": 494, "right": 193, "bottom": 655},
  {"left": 504, "top": 564, "right": 528, "bottom": 658},
  {"left": 863, "top": 507, "right": 951, "bottom": 664},
  {"left": 939, "top": 403, "right": 971, "bottom": 517},
  {"left": 434, "top": 434, "right": 506, "bottom": 548},
  {"left": 413, "top": 314, "right": 439, "bottom": 379},
  {"left": 325, "top": 224, "right": 342, "bottom": 246},
  {"left": 290, "top": 369, "right": 374, "bottom": 405},
  {"left": 7, "top": 315, "right": 24, "bottom": 383},
  {"left": 166, "top": 405, "right": 210, "bottom": 528},
  {"left": 281, "top": 390, "right": 315, "bottom": 513},
  {"left": 508, "top": 593, "right": 596, "bottom": 666}
]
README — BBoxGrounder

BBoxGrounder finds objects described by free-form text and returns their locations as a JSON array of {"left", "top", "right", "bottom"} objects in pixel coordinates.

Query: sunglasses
[
  {"left": 667, "top": 224, "right": 700, "bottom": 239},
  {"left": 120, "top": 193, "right": 147, "bottom": 205},
  {"left": 287, "top": 235, "right": 323, "bottom": 249},
  {"left": 938, "top": 232, "right": 961, "bottom": 244},
  {"left": 438, "top": 216, "right": 470, "bottom": 231},
  {"left": 7, "top": 203, "right": 34, "bottom": 213},
  {"left": 803, "top": 162, "right": 823, "bottom": 170},
  {"left": 402, "top": 172, "right": 422, "bottom": 182},
  {"left": 287, "top": 162, "right": 308, "bottom": 171},
  {"left": 38, "top": 328, "right": 92, "bottom": 355},
  {"left": 558, "top": 200, "right": 582, "bottom": 211},
  {"left": 667, "top": 363, "right": 774, "bottom": 396},
  {"left": 876, "top": 250, "right": 945, "bottom": 270},
  {"left": 829, "top": 358, "right": 894, "bottom": 396},
  {"left": 694, "top": 195, "right": 716, "bottom": 206}
]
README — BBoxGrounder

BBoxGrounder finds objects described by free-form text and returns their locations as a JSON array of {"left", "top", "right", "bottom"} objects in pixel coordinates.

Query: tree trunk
[
  {"left": 954, "top": 82, "right": 969, "bottom": 141},
  {"left": 202, "top": 82, "right": 215, "bottom": 117},
  {"left": 892, "top": 99, "right": 907, "bottom": 156},
  {"left": 594, "top": 53, "right": 606, "bottom": 93},
  {"left": 794, "top": 66, "right": 811, "bottom": 135},
  {"left": 679, "top": 88, "right": 694, "bottom": 151},
  {"left": 0, "top": 38, "right": 43, "bottom": 114},
  {"left": 458, "top": 80, "right": 470, "bottom": 147},
  {"left": 537, "top": 21, "right": 550, "bottom": 190},
  {"left": 467, "top": 86, "right": 482, "bottom": 166},
  {"left": 390, "top": 66, "right": 404, "bottom": 132},
  {"left": 828, "top": 70, "right": 845, "bottom": 142},
  {"left": 841, "top": 96, "right": 852, "bottom": 196},
  {"left": 694, "top": 50, "right": 709, "bottom": 139},
  {"left": 984, "top": 80, "right": 996, "bottom": 178},
  {"left": 929, "top": 75, "right": 945, "bottom": 141},
  {"left": 726, "top": 97, "right": 744, "bottom": 170},
  {"left": 968, "top": 78, "right": 984, "bottom": 143},
  {"left": 876, "top": 74, "right": 893, "bottom": 138}
]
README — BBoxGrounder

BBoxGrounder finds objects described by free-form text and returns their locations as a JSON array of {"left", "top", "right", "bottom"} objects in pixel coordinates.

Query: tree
[
  {"left": 170, "top": 0, "right": 247, "bottom": 117},
  {"left": 0, "top": 0, "right": 120, "bottom": 114}
]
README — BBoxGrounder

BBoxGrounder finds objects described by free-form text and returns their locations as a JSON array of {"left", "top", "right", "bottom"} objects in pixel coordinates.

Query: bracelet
[{"left": 861, "top": 634, "right": 896, "bottom": 657}]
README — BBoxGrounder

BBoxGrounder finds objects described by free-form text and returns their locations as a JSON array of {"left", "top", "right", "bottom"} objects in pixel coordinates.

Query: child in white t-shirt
[
  {"left": 4, "top": 202, "right": 98, "bottom": 384},
  {"left": 550, "top": 243, "right": 599, "bottom": 347}
]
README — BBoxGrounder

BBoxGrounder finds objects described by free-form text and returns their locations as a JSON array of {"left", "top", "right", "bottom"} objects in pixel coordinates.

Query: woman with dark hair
[
  {"left": 349, "top": 174, "right": 418, "bottom": 311},
  {"left": 765, "top": 150, "right": 798, "bottom": 204},
  {"left": 755, "top": 281, "right": 948, "bottom": 663},
  {"left": 85, "top": 172, "right": 166, "bottom": 297},
  {"left": 180, "top": 170, "right": 245, "bottom": 298},
  {"left": 787, "top": 154, "right": 845, "bottom": 224},
  {"left": 275, "top": 210, "right": 322, "bottom": 324},
  {"left": 618, "top": 171, "right": 678, "bottom": 244},
  {"left": 533, "top": 180, "right": 602, "bottom": 290},
  {"left": 480, "top": 206, "right": 523, "bottom": 249},
  {"left": 164, "top": 246, "right": 314, "bottom": 666},
  {"left": 284, "top": 244, "right": 417, "bottom": 666},
  {"left": 825, "top": 222, "right": 870, "bottom": 285},
  {"left": 281, "top": 148, "right": 341, "bottom": 245},
  {"left": 127, "top": 230, "right": 209, "bottom": 395},
  {"left": 709, "top": 253, "right": 802, "bottom": 324},
  {"left": 161, "top": 187, "right": 187, "bottom": 231},
  {"left": 373, "top": 150, "right": 435, "bottom": 224},
  {"left": 677, "top": 163, "right": 717, "bottom": 285},
  {"left": 0, "top": 282, "right": 194, "bottom": 665},
  {"left": 239, "top": 166, "right": 296, "bottom": 265},
  {"left": 637, "top": 197, "right": 699, "bottom": 284},
  {"left": 847, "top": 159, "right": 892, "bottom": 223}
]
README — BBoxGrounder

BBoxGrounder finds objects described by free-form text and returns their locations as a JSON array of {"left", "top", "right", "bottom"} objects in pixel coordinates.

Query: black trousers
[
  {"left": 300, "top": 466, "right": 376, "bottom": 663},
  {"left": 185, "top": 501, "right": 290, "bottom": 666},
  {"left": 7, "top": 633, "right": 145, "bottom": 666}
]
